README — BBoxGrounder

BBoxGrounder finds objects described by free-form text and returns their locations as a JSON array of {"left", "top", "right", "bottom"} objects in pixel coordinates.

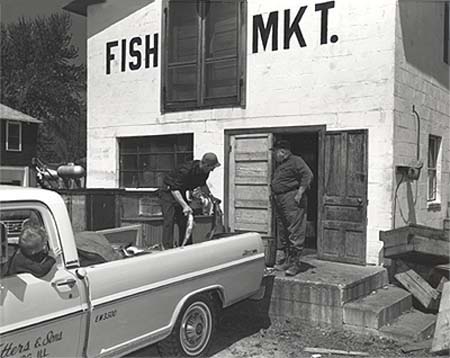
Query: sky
[{"left": 0, "top": 0, "right": 87, "bottom": 64}]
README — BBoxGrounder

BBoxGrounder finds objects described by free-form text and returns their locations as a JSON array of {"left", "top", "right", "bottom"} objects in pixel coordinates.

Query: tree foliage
[{"left": 1, "top": 12, "right": 86, "bottom": 163}]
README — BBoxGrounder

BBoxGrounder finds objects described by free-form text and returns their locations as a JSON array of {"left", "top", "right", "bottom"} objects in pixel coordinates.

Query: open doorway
[
  {"left": 274, "top": 132, "right": 319, "bottom": 250},
  {"left": 226, "top": 128, "right": 368, "bottom": 265}
]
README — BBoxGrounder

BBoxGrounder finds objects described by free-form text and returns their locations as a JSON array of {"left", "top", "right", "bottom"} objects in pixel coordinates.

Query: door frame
[{"left": 224, "top": 125, "right": 325, "bottom": 240}]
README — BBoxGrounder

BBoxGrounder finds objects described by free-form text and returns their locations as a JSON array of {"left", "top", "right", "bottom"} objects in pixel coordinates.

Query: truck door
[{"left": 0, "top": 203, "right": 84, "bottom": 358}]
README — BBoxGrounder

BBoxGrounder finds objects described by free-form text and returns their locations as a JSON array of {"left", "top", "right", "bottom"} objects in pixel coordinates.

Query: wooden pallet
[{"left": 380, "top": 224, "right": 449, "bottom": 264}]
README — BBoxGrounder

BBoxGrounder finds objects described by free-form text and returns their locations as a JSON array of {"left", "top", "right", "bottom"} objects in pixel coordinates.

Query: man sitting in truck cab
[{"left": 8, "top": 226, "right": 55, "bottom": 278}]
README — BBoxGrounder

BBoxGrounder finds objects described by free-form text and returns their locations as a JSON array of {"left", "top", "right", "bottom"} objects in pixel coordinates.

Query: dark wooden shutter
[
  {"left": 318, "top": 130, "right": 368, "bottom": 265},
  {"left": 165, "top": 0, "right": 199, "bottom": 109},
  {"left": 203, "top": 0, "right": 240, "bottom": 106},
  {"left": 228, "top": 133, "right": 273, "bottom": 235}
]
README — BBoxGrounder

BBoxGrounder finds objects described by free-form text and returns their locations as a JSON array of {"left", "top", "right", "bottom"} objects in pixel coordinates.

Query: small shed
[{"left": 0, "top": 104, "right": 42, "bottom": 186}]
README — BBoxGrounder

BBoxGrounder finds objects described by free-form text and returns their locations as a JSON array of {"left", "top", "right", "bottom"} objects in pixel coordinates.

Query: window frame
[
  {"left": 118, "top": 134, "right": 194, "bottom": 189},
  {"left": 444, "top": 2, "right": 449, "bottom": 65},
  {"left": 6, "top": 120, "right": 22, "bottom": 152},
  {"left": 161, "top": 0, "right": 247, "bottom": 113},
  {"left": 427, "top": 134, "right": 442, "bottom": 203},
  {"left": 0, "top": 202, "right": 62, "bottom": 274}
]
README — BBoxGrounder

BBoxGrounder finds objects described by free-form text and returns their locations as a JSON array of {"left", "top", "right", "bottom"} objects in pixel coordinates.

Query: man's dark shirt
[
  {"left": 163, "top": 160, "right": 209, "bottom": 194},
  {"left": 8, "top": 250, "right": 56, "bottom": 278},
  {"left": 271, "top": 154, "right": 313, "bottom": 194}
]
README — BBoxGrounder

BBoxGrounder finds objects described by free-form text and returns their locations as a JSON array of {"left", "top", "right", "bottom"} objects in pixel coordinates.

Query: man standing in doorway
[
  {"left": 159, "top": 152, "right": 220, "bottom": 249},
  {"left": 271, "top": 140, "right": 313, "bottom": 276}
]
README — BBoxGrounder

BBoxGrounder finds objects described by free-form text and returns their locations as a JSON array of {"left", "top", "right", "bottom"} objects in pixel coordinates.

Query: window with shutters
[{"left": 162, "top": 0, "right": 246, "bottom": 112}]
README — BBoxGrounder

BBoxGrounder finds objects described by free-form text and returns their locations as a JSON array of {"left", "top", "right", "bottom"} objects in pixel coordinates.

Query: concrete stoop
[
  {"left": 343, "top": 285, "right": 412, "bottom": 329},
  {"left": 255, "top": 255, "right": 389, "bottom": 326},
  {"left": 245, "top": 254, "right": 436, "bottom": 342}
]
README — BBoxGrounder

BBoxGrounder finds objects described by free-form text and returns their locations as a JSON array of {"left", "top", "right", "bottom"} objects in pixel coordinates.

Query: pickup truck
[{"left": 0, "top": 186, "right": 265, "bottom": 358}]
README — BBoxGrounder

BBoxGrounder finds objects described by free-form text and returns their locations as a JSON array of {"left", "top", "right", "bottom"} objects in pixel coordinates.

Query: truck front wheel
[{"left": 157, "top": 294, "right": 217, "bottom": 357}]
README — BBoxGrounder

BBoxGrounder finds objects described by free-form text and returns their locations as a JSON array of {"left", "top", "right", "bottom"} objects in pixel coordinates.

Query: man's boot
[
  {"left": 285, "top": 251, "right": 302, "bottom": 276},
  {"left": 274, "top": 249, "right": 291, "bottom": 271}
]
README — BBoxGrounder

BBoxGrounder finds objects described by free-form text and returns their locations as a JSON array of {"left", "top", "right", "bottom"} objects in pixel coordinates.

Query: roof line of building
[
  {"left": 63, "top": 0, "right": 106, "bottom": 17},
  {"left": 0, "top": 104, "right": 42, "bottom": 124}
]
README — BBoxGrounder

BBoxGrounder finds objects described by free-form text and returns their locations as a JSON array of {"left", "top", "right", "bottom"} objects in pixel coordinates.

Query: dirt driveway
[{"left": 129, "top": 300, "right": 434, "bottom": 358}]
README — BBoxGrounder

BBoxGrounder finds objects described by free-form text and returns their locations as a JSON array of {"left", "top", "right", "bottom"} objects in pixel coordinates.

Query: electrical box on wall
[{"left": 396, "top": 160, "right": 423, "bottom": 180}]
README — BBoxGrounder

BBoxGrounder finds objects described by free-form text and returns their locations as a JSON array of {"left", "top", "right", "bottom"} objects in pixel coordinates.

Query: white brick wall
[
  {"left": 86, "top": 0, "right": 405, "bottom": 264},
  {"left": 393, "top": 1, "right": 450, "bottom": 230}
]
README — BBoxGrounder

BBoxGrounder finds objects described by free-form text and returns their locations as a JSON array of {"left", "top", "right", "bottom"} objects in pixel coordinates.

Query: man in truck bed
[{"left": 158, "top": 152, "right": 220, "bottom": 249}]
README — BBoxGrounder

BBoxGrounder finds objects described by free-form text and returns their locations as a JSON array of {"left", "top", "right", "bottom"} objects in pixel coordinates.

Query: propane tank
[{"left": 57, "top": 162, "right": 85, "bottom": 179}]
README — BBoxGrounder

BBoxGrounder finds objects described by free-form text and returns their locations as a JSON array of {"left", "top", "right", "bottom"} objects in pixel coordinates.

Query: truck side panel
[{"left": 84, "top": 233, "right": 264, "bottom": 357}]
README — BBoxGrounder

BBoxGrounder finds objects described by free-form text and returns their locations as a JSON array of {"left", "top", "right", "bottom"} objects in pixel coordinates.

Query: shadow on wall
[
  {"left": 87, "top": 0, "right": 156, "bottom": 38},
  {"left": 399, "top": 0, "right": 449, "bottom": 89},
  {"left": 394, "top": 173, "right": 418, "bottom": 229}
]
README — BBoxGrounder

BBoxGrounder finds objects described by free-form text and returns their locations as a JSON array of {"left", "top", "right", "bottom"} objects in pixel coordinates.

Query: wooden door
[
  {"left": 228, "top": 133, "right": 273, "bottom": 235},
  {"left": 318, "top": 130, "right": 368, "bottom": 265}
]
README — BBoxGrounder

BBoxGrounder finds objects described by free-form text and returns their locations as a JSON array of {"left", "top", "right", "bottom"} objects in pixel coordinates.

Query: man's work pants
[
  {"left": 273, "top": 190, "right": 307, "bottom": 259},
  {"left": 158, "top": 190, "right": 191, "bottom": 249}
]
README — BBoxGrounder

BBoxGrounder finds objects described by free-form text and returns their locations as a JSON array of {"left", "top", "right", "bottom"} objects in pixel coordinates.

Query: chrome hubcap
[{"left": 180, "top": 302, "right": 212, "bottom": 356}]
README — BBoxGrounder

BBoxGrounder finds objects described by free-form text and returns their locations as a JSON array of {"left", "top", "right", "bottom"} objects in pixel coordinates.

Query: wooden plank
[
  {"left": 235, "top": 222, "right": 268, "bottom": 232},
  {"left": 431, "top": 281, "right": 450, "bottom": 354},
  {"left": 235, "top": 161, "right": 270, "bottom": 183},
  {"left": 438, "top": 281, "right": 450, "bottom": 314},
  {"left": 304, "top": 347, "right": 368, "bottom": 357},
  {"left": 228, "top": 136, "right": 237, "bottom": 232},
  {"left": 379, "top": 226, "right": 411, "bottom": 248},
  {"left": 401, "top": 339, "right": 432, "bottom": 353},
  {"left": 437, "top": 277, "right": 448, "bottom": 294},
  {"left": 235, "top": 151, "right": 268, "bottom": 161},
  {"left": 235, "top": 199, "right": 270, "bottom": 208},
  {"left": 395, "top": 269, "right": 439, "bottom": 309},
  {"left": 235, "top": 208, "right": 269, "bottom": 225},
  {"left": 384, "top": 244, "right": 416, "bottom": 258},
  {"left": 413, "top": 236, "right": 450, "bottom": 259}
]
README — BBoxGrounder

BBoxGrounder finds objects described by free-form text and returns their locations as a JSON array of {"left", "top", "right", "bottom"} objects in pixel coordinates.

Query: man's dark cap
[
  {"left": 271, "top": 140, "right": 291, "bottom": 151},
  {"left": 201, "top": 152, "right": 221, "bottom": 168}
]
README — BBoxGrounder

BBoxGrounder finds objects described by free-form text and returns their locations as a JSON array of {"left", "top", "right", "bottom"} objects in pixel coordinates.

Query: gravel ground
[
  {"left": 208, "top": 302, "right": 434, "bottom": 358},
  {"left": 130, "top": 300, "right": 435, "bottom": 358}
]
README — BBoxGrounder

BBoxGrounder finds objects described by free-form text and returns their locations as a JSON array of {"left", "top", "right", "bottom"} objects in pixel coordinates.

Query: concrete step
[
  {"left": 378, "top": 309, "right": 436, "bottom": 342},
  {"left": 271, "top": 255, "right": 389, "bottom": 307},
  {"left": 243, "top": 256, "right": 389, "bottom": 327},
  {"left": 343, "top": 285, "right": 412, "bottom": 329}
]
